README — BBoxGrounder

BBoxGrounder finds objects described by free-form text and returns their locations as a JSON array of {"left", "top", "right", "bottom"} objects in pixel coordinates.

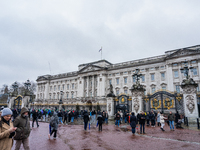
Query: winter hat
[{"left": 2, "top": 108, "right": 13, "bottom": 117}]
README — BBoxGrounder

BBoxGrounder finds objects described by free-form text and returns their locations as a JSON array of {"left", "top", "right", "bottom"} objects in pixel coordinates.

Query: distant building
[{"left": 35, "top": 45, "right": 200, "bottom": 111}]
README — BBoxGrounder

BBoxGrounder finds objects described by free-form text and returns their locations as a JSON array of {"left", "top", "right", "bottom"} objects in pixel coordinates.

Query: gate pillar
[
  {"left": 181, "top": 83, "right": 199, "bottom": 118},
  {"left": 106, "top": 97, "right": 114, "bottom": 119},
  {"left": 131, "top": 90, "right": 144, "bottom": 115}
]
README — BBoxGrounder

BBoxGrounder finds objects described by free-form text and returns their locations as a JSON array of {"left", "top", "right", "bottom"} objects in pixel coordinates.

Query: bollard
[{"left": 197, "top": 118, "right": 200, "bottom": 129}]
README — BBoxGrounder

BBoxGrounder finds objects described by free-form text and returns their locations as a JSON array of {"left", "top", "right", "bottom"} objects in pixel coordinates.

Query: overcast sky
[{"left": 0, "top": 0, "right": 200, "bottom": 88}]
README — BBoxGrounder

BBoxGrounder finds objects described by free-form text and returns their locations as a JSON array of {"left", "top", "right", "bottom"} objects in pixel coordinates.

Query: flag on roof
[{"left": 99, "top": 47, "right": 102, "bottom": 52}]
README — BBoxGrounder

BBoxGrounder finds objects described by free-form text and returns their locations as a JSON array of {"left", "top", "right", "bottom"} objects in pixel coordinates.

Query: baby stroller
[{"left": 176, "top": 119, "right": 184, "bottom": 129}]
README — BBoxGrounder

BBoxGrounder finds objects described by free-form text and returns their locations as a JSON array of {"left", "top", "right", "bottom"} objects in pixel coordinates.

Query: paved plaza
[{"left": 11, "top": 120, "right": 200, "bottom": 150}]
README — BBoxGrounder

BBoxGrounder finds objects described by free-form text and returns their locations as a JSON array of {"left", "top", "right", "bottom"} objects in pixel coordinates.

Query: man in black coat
[
  {"left": 139, "top": 111, "right": 146, "bottom": 134},
  {"left": 32, "top": 109, "right": 39, "bottom": 128},
  {"left": 97, "top": 115, "right": 104, "bottom": 131},
  {"left": 130, "top": 112, "right": 137, "bottom": 134},
  {"left": 83, "top": 111, "right": 90, "bottom": 130}
]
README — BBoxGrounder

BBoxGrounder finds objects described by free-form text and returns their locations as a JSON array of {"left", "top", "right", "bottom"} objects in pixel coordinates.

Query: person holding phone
[{"left": 0, "top": 108, "right": 17, "bottom": 150}]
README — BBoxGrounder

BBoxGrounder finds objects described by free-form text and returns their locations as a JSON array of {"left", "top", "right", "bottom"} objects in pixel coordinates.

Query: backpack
[{"left": 50, "top": 117, "right": 56, "bottom": 127}]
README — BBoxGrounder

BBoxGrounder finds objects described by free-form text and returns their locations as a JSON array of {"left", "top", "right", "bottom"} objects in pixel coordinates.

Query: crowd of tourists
[
  {"left": 0, "top": 106, "right": 182, "bottom": 150},
  {"left": 115, "top": 110, "right": 182, "bottom": 134}
]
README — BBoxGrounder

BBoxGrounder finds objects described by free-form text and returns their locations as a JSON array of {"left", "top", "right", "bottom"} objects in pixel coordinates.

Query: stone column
[
  {"left": 166, "top": 63, "right": 174, "bottom": 91},
  {"left": 106, "top": 97, "right": 114, "bottom": 119},
  {"left": 92, "top": 76, "right": 95, "bottom": 97},
  {"left": 182, "top": 84, "right": 199, "bottom": 118},
  {"left": 131, "top": 90, "right": 144, "bottom": 115},
  {"left": 87, "top": 76, "right": 89, "bottom": 96}
]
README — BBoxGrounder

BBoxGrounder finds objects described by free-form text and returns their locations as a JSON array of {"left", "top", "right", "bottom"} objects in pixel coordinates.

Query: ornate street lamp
[
  {"left": 24, "top": 79, "right": 31, "bottom": 90},
  {"left": 180, "top": 60, "right": 193, "bottom": 79},
  {"left": 59, "top": 91, "right": 63, "bottom": 104}
]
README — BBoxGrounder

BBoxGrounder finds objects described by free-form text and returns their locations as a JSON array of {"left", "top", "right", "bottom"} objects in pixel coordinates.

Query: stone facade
[{"left": 35, "top": 45, "right": 200, "bottom": 113}]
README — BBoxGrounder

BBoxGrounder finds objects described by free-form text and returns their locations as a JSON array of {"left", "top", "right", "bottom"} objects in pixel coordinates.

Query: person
[
  {"left": 136, "top": 112, "right": 140, "bottom": 125},
  {"left": 150, "top": 111, "right": 155, "bottom": 127},
  {"left": 130, "top": 112, "right": 137, "bottom": 134},
  {"left": 32, "top": 109, "right": 39, "bottom": 128},
  {"left": 63, "top": 110, "right": 68, "bottom": 125},
  {"left": 97, "top": 114, "right": 103, "bottom": 131},
  {"left": 0, "top": 108, "right": 17, "bottom": 150},
  {"left": 58, "top": 110, "right": 63, "bottom": 124},
  {"left": 157, "top": 112, "right": 161, "bottom": 126},
  {"left": 124, "top": 110, "right": 129, "bottom": 123},
  {"left": 83, "top": 111, "right": 90, "bottom": 130},
  {"left": 48, "top": 113, "right": 59, "bottom": 140},
  {"left": 146, "top": 112, "right": 150, "bottom": 126},
  {"left": 70, "top": 111, "right": 74, "bottom": 123},
  {"left": 115, "top": 111, "right": 121, "bottom": 127},
  {"left": 160, "top": 112, "right": 167, "bottom": 131},
  {"left": 104, "top": 111, "right": 109, "bottom": 124},
  {"left": 175, "top": 111, "right": 180, "bottom": 127},
  {"left": 14, "top": 107, "right": 31, "bottom": 150},
  {"left": 0, "top": 110, "right": 2, "bottom": 118},
  {"left": 139, "top": 111, "right": 146, "bottom": 134},
  {"left": 168, "top": 111, "right": 175, "bottom": 131},
  {"left": 119, "top": 111, "right": 123, "bottom": 124}
]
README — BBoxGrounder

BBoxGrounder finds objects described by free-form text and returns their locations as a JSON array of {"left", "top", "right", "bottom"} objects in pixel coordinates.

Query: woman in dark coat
[
  {"left": 175, "top": 111, "right": 180, "bottom": 126},
  {"left": 130, "top": 112, "right": 137, "bottom": 134}
]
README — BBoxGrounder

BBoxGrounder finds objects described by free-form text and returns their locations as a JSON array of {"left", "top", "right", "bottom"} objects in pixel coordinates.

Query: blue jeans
[
  {"left": 59, "top": 117, "right": 63, "bottom": 124},
  {"left": 140, "top": 124, "right": 145, "bottom": 133},
  {"left": 84, "top": 122, "right": 88, "bottom": 130},
  {"left": 105, "top": 118, "right": 108, "bottom": 124},
  {"left": 115, "top": 120, "right": 120, "bottom": 126},
  {"left": 169, "top": 121, "right": 174, "bottom": 130},
  {"left": 132, "top": 127, "right": 135, "bottom": 134},
  {"left": 125, "top": 117, "right": 128, "bottom": 123},
  {"left": 71, "top": 117, "right": 74, "bottom": 123}
]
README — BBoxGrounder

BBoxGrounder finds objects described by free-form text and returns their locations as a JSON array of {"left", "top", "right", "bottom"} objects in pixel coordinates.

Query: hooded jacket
[
  {"left": 0, "top": 117, "right": 15, "bottom": 150},
  {"left": 13, "top": 107, "right": 31, "bottom": 140},
  {"left": 130, "top": 113, "right": 137, "bottom": 128}
]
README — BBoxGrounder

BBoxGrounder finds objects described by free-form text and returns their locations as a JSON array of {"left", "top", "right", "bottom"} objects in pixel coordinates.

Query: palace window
[
  {"left": 161, "top": 73, "right": 165, "bottom": 80},
  {"left": 142, "top": 75, "right": 145, "bottom": 82},
  {"left": 151, "top": 87, "right": 155, "bottom": 93},
  {"left": 173, "top": 63, "right": 178, "bottom": 67},
  {"left": 192, "top": 68, "right": 198, "bottom": 76},
  {"left": 197, "top": 84, "right": 199, "bottom": 92},
  {"left": 62, "top": 85, "right": 65, "bottom": 90},
  {"left": 174, "top": 71, "right": 179, "bottom": 78},
  {"left": 151, "top": 74, "right": 155, "bottom": 81},
  {"left": 50, "top": 86, "right": 52, "bottom": 91},
  {"left": 57, "top": 93, "right": 59, "bottom": 99},
  {"left": 191, "top": 60, "right": 196, "bottom": 64},
  {"left": 116, "top": 90, "right": 119, "bottom": 96},
  {"left": 58, "top": 85, "right": 60, "bottom": 90},
  {"left": 72, "top": 83, "right": 74, "bottom": 89},
  {"left": 71, "top": 93, "right": 74, "bottom": 98},
  {"left": 124, "top": 77, "right": 127, "bottom": 84},
  {"left": 162, "top": 86, "right": 166, "bottom": 91},
  {"left": 53, "top": 94, "right": 55, "bottom": 99},
  {"left": 67, "top": 93, "right": 69, "bottom": 99},
  {"left": 176, "top": 85, "right": 180, "bottom": 93},
  {"left": 124, "top": 89, "right": 128, "bottom": 94},
  {"left": 54, "top": 85, "right": 56, "bottom": 91},
  {"left": 116, "top": 78, "right": 119, "bottom": 85},
  {"left": 67, "top": 84, "right": 69, "bottom": 90},
  {"left": 109, "top": 79, "right": 112, "bottom": 85},
  {"left": 133, "top": 76, "right": 136, "bottom": 83},
  {"left": 49, "top": 94, "right": 51, "bottom": 100}
]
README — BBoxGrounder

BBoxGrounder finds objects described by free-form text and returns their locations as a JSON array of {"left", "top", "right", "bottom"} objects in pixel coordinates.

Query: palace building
[{"left": 35, "top": 45, "right": 200, "bottom": 113}]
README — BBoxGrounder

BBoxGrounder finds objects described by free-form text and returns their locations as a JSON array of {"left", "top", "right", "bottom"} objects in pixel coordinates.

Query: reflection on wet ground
[{"left": 12, "top": 120, "right": 200, "bottom": 150}]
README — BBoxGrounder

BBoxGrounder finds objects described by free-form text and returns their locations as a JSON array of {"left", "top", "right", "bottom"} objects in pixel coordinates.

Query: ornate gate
[
  {"left": 114, "top": 94, "right": 132, "bottom": 114},
  {"left": 143, "top": 91, "right": 184, "bottom": 114},
  {"left": 13, "top": 95, "right": 22, "bottom": 109}
]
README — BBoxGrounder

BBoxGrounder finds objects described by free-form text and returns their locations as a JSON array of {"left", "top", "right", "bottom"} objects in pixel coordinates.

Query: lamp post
[{"left": 24, "top": 79, "right": 31, "bottom": 90}]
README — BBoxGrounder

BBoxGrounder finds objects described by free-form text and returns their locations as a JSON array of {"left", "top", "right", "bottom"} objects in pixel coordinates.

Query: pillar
[
  {"left": 182, "top": 84, "right": 199, "bottom": 118},
  {"left": 131, "top": 90, "right": 144, "bottom": 115}
]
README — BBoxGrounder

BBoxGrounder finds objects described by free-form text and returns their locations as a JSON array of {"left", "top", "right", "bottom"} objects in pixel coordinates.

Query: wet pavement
[{"left": 11, "top": 120, "right": 200, "bottom": 150}]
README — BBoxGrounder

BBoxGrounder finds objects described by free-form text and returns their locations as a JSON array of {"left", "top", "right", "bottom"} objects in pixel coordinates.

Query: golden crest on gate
[
  {"left": 151, "top": 98, "right": 161, "bottom": 110},
  {"left": 163, "top": 98, "right": 174, "bottom": 109}
]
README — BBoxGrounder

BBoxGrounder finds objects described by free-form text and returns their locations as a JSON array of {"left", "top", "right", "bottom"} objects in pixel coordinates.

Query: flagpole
[{"left": 101, "top": 47, "right": 102, "bottom": 60}]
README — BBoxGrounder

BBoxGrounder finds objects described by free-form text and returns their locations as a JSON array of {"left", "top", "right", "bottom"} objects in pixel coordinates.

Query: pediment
[
  {"left": 166, "top": 47, "right": 200, "bottom": 59},
  {"left": 36, "top": 76, "right": 48, "bottom": 81},
  {"left": 78, "top": 64, "right": 103, "bottom": 73}
]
